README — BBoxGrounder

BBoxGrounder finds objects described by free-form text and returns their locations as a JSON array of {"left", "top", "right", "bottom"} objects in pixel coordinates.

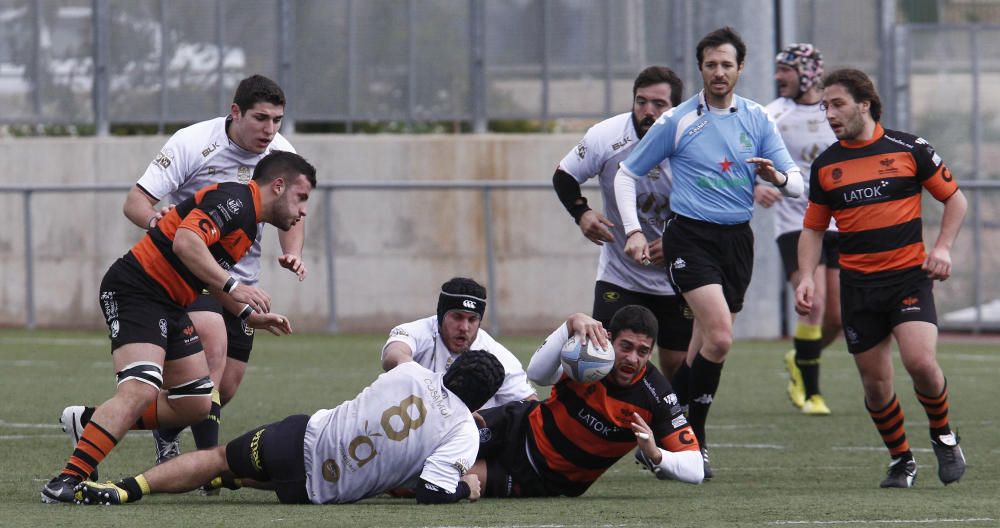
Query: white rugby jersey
[
  {"left": 764, "top": 98, "right": 837, "bottom": 237},
  {"left": 136, "top": 116, "right": 296, "bottom": 285},
  {"left": 303, "top": 361, "right": 478, "bottom": 504},
  {"left": 381, "top": 315, "right": 535, "bottom": 408},
  {"left": 559, "top": 112, "right": 676, "bottom": 296}
]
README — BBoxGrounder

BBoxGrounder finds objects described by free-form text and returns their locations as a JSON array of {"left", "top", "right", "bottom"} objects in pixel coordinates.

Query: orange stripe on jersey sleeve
[
  {"left": 922, "top": 165, "right": 959, "bottom": 201},
  {"left": 803, "top": 202, "right": 832, "bottom": 231},
  {"left": 177, "top": 208, "right": 222, "bottom": 246},
  {"left": 839, "top": 242, "right": 925, "bottom": 274},
  {"left": 129, "top": 238, "right": 198, "bottom": 305},
  {"left": 659, "top": 426, "right": 700, "bottom": 453},
  {"left": 833, "top": 194, "right": 921, "bottom": 234}
]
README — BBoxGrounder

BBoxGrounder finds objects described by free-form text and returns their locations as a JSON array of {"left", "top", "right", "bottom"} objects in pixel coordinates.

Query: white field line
[
  {"left": 0, "top": 434, "right": 69, "bottom": 440},
  {"left": 0, "top": 336, "right": 105, "bottom": 347},
  {"left": 832, "top": 446, "right": 934, "bottom": 453},
  {"left": 771, "top": 519, "right": 994, "bottom": 525},
  {"left": 0, "top": 359, "right": 110, "bottom": 368},
  {"left": 0, "top": 420, "right": 60, "bottom": 429}
]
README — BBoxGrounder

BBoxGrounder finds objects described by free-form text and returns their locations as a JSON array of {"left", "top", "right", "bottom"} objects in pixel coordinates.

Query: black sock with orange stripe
[
  {"left": 915, "top": 381, "right": 952, "bottom": 438},
  {"left": 866, "top": 395, "right": 911, "bottom": 458},
  {"left": 687, "top": 352, "right": 723, "bottom": 446},
  {"left": 63, "top": 421, "right": 118, "bottom": 480}
]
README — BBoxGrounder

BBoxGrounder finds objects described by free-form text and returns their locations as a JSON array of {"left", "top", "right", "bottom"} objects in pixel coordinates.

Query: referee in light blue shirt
[{"left": 613, "top": 27, "right": 803, "bottom": 479}]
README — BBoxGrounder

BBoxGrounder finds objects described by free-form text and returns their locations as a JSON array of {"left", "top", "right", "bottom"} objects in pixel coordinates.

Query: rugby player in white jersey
[
  {"left": 755, "top": 44, "right": 840, "bottom": 416},
  {"left": 381, "top": 277, "right": 536, "bottom": 408},
  {"left": 552, "top": 66, "right": 693, "bottom": 384},
  {"left": 56, "top": 75, "right": 306, "bottom": 471},
  {"left": 74, "top": 350, "right": 505, "bottom": 505}
]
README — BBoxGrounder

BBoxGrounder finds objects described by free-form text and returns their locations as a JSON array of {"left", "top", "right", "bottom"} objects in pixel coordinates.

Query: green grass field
[{"left": 2, "top": 328, "right": 998, "bottom": 527}]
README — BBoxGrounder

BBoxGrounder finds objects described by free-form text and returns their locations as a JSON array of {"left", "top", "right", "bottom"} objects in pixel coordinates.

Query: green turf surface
[{"left": 3, "top": 328, "right": 998, "bottom": 527}]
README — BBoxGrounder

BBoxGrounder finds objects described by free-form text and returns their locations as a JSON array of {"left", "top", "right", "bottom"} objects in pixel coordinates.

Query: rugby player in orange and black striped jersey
[
  {"left": 41, "top": 151, "right": 316, "bottom": 504},
  {"left": 469, "top": 306, "right": 703, "bottom": 498},
  {"left": 795, "top": 69, "right": 967, "bottom": 489}
]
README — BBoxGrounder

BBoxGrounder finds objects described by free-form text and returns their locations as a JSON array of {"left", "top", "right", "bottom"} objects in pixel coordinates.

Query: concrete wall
[{"left": 0, "top": 135, "right": 783, "bottom": 338}]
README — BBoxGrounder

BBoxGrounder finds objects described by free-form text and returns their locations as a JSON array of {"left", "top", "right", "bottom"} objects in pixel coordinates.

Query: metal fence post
[
  {"left": 216, "top": 0, "right": 226, "bottom": 112},
  {"left": 602, "top": 0, "right": 612, "bottom": 118},
  {"left": 877, "top": 0, "right": 897, "bottom": 126},
  {"left": 324, "top": 189, "right": 338, "bottom": 332},
  {"left": 93, "top": 0, "right": 110, "bottom": 136},
  {"left": 408, "top": 0, "right": 417, "bottom": 130},
  {"left": 158, "top": 0, "right": 168, "bottom": 133},
  {"left": 469, "top": 0, "right": 487, "bottom": 133},
  {"left": 482, "top": 187, "right": 499, "bottom": 336},
  {"left": 970, "top": 25, "right": 983, "bottom": 332},
  {"left": 541, "top": 0, "right": 550, "bottom": 131},
  {"left": 346, "top": 0, "right": 355, "bottom": 133},
  {"left": 23, "top": 191, "right": 35, "bottom": 329},
  {"left": 279, "top": 0, "right": 296, "bottom": 132}
]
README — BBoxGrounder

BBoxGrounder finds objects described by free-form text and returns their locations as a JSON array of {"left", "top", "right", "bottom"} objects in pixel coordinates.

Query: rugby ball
[{"left": 560, "top": 335, "right": 615, "bottom": 383}]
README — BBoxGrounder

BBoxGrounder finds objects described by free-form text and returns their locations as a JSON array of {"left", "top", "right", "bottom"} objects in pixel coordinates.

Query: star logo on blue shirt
[{"left": 719, "top": 157, "right": 733, "bottom": 172}]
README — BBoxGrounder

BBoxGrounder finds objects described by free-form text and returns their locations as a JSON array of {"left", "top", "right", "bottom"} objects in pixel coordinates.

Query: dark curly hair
[
  {"left": 443, "top": 349, "right": 504, "bottom": 411},
  {"left": 608, "top": 305, "right": 658, "bottom": 342}
]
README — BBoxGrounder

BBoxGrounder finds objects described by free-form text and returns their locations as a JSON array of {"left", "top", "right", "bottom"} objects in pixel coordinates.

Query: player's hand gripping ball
[{"left": 560, "top": 334, "right": 615, "bottom": 383}]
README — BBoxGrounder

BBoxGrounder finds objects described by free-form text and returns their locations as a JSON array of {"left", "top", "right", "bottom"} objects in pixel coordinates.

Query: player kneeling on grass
[
  {"left": 75, "top": 350, "right": 504, "bottom": 505},
  {"left": 469, "top": 305, "right": 703, "bottom": 498},
  {"left": 41, "top": 151, "right": 315, "bottom": 504}
]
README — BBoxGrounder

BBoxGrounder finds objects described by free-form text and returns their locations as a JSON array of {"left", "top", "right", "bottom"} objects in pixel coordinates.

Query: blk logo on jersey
[{"left": 201, "top": 142, "right": 220, "bottom": 158}]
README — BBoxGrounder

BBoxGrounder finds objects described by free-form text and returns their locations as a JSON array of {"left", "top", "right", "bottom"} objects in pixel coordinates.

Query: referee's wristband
[
  {"left": 238, "top": 304, "right": 254, "bottom": 320},
  {"left": 222, "top": 277, "right": 239, "bottom": 294},
  {"left": 774, "top": 171, "right": 788, "bottom": 188}
]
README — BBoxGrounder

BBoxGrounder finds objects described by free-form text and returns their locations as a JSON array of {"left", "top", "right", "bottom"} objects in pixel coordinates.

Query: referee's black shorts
[
  {"left": 661, "top": 214, "right": 753, "bottom": 313},
  {"left": 776, "top": 230, "right": 840, "bottom": 280}
]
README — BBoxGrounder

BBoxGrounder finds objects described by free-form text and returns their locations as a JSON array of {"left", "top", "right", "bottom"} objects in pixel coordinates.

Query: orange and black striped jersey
[
  {"left": 804, "top": 124, "right": 958, "bottom": 284},
  {"left": 525, "top": 364, "right": 698, "bottom": 496},
  {"left": 126, "top": 181, "right": 262, "bottom": 306}
]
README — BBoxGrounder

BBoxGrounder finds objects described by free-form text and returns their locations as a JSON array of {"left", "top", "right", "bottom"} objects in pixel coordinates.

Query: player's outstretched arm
[
  {"left": 526, "top": 321, "right": 571, "bottom": 385},
  {"left": 413, "top": 477, "right": 476, "bottom": 504}
]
